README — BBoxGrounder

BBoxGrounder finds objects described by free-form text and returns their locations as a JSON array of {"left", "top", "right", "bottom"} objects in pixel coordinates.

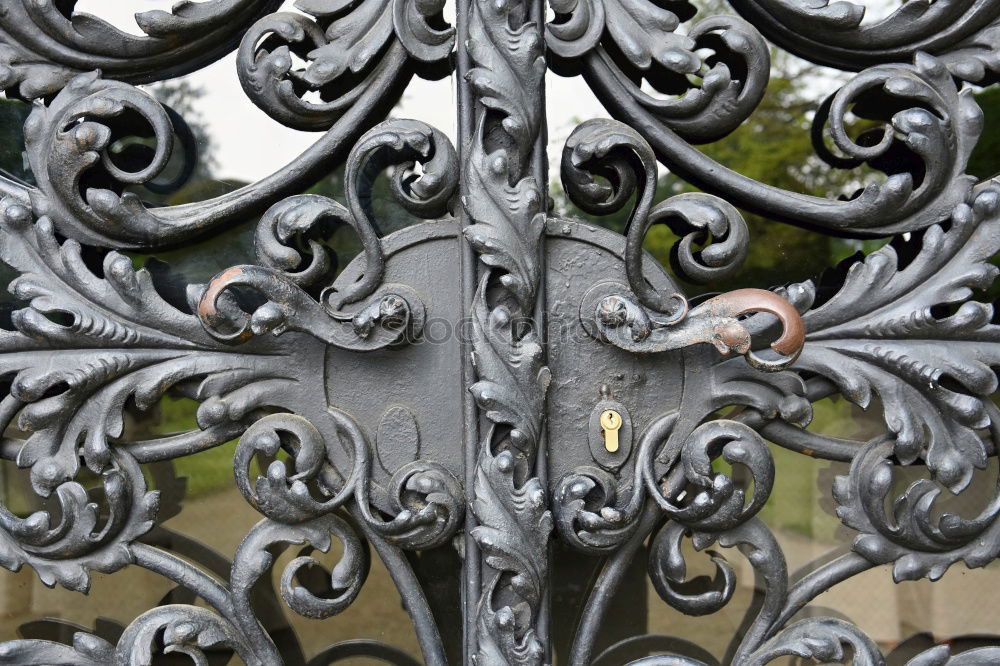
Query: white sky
[
  {"left": 77, "top": 0, "right": 610, "bottom": 184},
  {"left": 76, "top": 0, "right": 897, "bottom": 184}
]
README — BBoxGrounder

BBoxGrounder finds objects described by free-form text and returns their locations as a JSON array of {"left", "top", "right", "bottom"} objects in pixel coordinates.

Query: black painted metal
[{"left": 0, "top": 1, "right": 997, "bottom": 664}]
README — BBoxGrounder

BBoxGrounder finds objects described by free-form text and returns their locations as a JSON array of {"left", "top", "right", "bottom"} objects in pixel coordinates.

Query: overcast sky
[
  {"left": 77, "top": 0, "right": 611, "bottom": 184},
  {"left": 76, "top": 0, "right": 895, "bottom": 184}
]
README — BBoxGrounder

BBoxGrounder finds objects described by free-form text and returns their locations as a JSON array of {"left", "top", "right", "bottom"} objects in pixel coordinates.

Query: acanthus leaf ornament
[
  {"left": 0, "top": 0, "right": 283, "bottom": 100},
  {"left": 461, "top": 0, "right": 553, "bottom": 655},
  {"left": 236, "top": 0, "right": 453, "bottom": 131},
  {"left": 586, "top": 43, "right": 985, "bottom": 237},
  {"left": 726, "top": 0, "right": 1000, "bottom": 86},
  {"left": 2, "top": 2, "right": 454, "bottom": 250},
  {"left": 564, "top": 118, "right": 806, "bottom": 370},
  {"left": 3, "top": 0, "right": 1000, "bottom": 664},
  {"left": 547, "top": 3, "right": 771, "bottom": 143},
  {"left": 197, "top": 118, "right": 455, "bottom": 348},
  {"left": 0, "top": 194, "right": 302, "bottom": 593},
  {"left": 786, "top": 184, "right": 1000, "bottom": 492}
]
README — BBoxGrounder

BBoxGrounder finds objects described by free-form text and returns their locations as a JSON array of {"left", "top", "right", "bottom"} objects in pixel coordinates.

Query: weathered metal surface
[{"left": 0, "top": 0, "right": 999, "bottom": 664}]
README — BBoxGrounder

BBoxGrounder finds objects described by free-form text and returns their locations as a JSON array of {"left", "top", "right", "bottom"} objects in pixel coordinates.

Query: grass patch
[
  {"left": 169, "top": 440, "right": 240, "bottom": 498},
  {"left": 146, "top": 396, "right": 240, "bottom": 498},
  {"left": 710, "top": 398, "right": 872, "bottom": 540},
  {"left": 758, "top": 445, "right": 840, "bottom": 541},
  {"left": 756, "top": 398, "right": 872, "bottom": 540}
]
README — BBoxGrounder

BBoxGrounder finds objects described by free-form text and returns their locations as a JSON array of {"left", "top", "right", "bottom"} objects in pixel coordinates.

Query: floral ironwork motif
[{"left": 0, "top": 0, "right": 998, "bottom": 664}]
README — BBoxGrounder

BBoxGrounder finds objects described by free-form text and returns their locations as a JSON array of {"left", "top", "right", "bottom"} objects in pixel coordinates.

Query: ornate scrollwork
[
  {"left": 548, "top": 5, "right": 769, "bottom": 143},
  {"left": 1, "top": 2, "right": 452, "bottom": 250},
  {"left": 198, "top": 118, "right": 455, "bottom": 349},
  {"left": 563, "top": 119, "right": 750, "bottom": 288},
  {"left": 0, "top": 449, "right": 157, "bottom": 593},
  {"left": 234, "top": 410, "right": 465, "bottom": 549},
  {"left": 21, "top": 72, "right": 184, "bottom": 247},
  {"left": 0, "top": 512, "right": 378, "bottom": 665},
  {"left": 834, "top": 435, "right": 1000, "bottom": 582},
  {"left": 565, "top": 118, "right": 806, "bottom": 370},
  {"left": 786, "top": 184, "right": 1000, "bottom": 491},
  {"left": 554, "top": 414, "right": 777, "bottom": 555},
  {"left": 727, "top": 0, "right": 1000, "bottom": 86},
  {"left": 4, "top": 0, "right": 1000, "bottom": 663},
  {"left": 647, "top": 420, "right": 774, "bottom": 532},
  {"left": 460, "top": 0, "right": 552, "bottom": 654},
  {"left": 552, "top": 58, "right": 1000, "bottom": 658},
  {"left": 586, "top": 36, "right": 985, "bottom": 237},
  {"left": 0, "top": 197, "right": 291, "bottom": 491},
  {"left": 0, "top": 195, "right": 311, "bottom": 598},
  {"left": 237, "top": 0, "right": 453, "bottom": 131},
  {"left": 0, "top": 1, "right": 283, "bottom": 100},
  {"left": 0, "top": 604, "right": 258, "bottom": 665}
]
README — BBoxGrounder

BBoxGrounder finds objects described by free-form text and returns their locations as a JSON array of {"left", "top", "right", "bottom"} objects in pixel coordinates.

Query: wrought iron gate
[{"left": 0, "top": 0, "right": 999, "bottom": 664}]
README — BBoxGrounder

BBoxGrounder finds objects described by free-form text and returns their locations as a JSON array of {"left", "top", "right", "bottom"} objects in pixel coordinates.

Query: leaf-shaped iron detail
[{"left": 789, "top": 185, "right": 1000, "bottom": 492}]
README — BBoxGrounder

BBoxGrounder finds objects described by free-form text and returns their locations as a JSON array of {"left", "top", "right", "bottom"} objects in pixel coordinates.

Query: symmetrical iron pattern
[{"left": 0, "top": 0, "right": 999, "bottom": 664}]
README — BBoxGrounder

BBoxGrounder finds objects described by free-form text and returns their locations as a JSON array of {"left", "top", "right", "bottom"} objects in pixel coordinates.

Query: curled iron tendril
[
  {"left": 197, "top": 119, "right": 456, "bottom": 349},
  {"left": 234, "top": 411, "right": 464, "bottom": 551}
]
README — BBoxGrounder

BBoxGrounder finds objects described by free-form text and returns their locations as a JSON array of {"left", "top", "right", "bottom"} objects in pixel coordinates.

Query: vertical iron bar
[
  {"left": 531, "top": 0, "right": 551, "bottom": 659},
  {"left": 456, "top": 0, "right": 481, "bottom": 661},
  {"left": 459, "top": 0, "right": 552, "bottom": 656}
]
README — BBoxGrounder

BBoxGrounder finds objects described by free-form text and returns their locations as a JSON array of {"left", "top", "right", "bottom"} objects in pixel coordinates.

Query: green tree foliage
[
  {"left": 151, "top": 79, "right": 217, "bottom": 181},
  {"left": 969, "top": 85, "right": 1000, "bottom": 181},
  {"left": 553, "top": 62, "right": 1000, "bottom": 296},
  {"left": 0, "top": 98, "right": 32, "bottom": 185},
  {"left": 551, "top": 60, "right": 897, "bottom": 294}
]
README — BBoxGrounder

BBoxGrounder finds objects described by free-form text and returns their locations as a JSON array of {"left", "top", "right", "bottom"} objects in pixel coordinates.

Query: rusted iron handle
[{"left": 706, "top": 288, "right": 806, "bottom": 361}]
